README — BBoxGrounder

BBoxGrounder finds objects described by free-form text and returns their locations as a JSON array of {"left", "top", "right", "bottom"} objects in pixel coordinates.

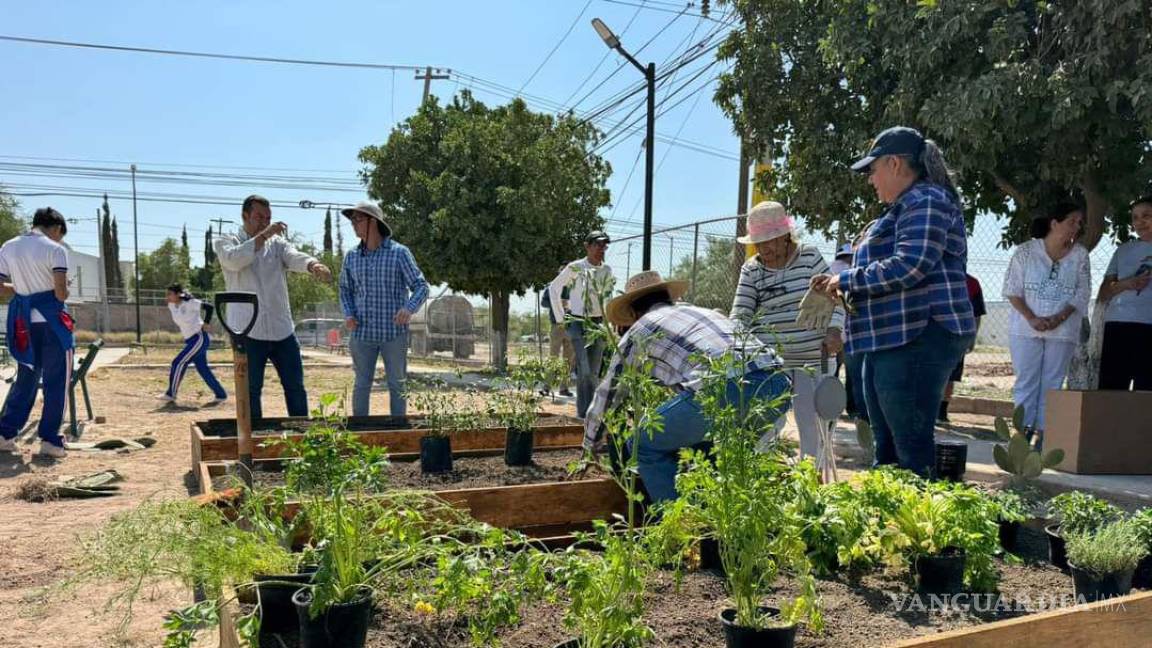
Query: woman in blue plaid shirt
[{"left": 810, "top": 127, "right": 976, "bottom": 477}]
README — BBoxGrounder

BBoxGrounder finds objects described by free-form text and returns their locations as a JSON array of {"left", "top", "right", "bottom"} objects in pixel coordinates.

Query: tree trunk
[
  {"left": 1078, "top": 175, "right": 1107, "bottom": 252},
  {"left": 491, "top": 290, "right": 510, "bottom": 373}
]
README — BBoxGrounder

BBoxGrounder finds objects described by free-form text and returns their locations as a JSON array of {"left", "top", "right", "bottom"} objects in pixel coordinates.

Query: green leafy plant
[
  {"left": 408, "top": 377, "right": 485, "bottom": 439},
  {"left": 1048, "top": 491, "right": 1123, "bottom": 536},
  {"left": 513, "top": 351, "right": 570, "bottom": 402},
  {"left": 1066, "top": 519, "right": 1149, "bottom": 576},
  {"left": 488, "top": 389, "right": 541, "bottom": 434},
  {"left": 1129, "top": 508, "right": 1152, "bottom": 549},
  {"left": 988, "top": 488, "right": 1031, "bottom": 524},
  {"left": 658, "top": 348, "right": 822, "bottom": 631},
  {"left": 993, "top": 406, "right": 1064, "bottom": 481},
  {"left": 883, "top": 481, "right": 1003, "bottom": 591}
]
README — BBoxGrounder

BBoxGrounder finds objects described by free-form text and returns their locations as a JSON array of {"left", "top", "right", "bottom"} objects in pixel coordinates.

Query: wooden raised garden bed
[
  {"left": 195, "top": 452, "right": 629, "bottom": 543},
  {"left": 189, "top": 412, "right": 585, "bottom": 474}
]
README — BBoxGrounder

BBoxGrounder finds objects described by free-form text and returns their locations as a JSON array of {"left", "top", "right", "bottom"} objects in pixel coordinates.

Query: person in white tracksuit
[{"left": 160, "top": 283, "right": 227, "bottom": 403}]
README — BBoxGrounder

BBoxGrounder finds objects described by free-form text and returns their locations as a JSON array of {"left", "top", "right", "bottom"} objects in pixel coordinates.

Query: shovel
[
  {"left": 813, "top": 349, "right": 847, "bottom": 483},
  {"left": 214, "top": 291, "right": 260, "bottom": 488}
]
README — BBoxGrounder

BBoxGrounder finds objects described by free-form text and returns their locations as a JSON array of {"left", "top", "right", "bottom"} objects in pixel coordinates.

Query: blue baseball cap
[{"left": 850, "top": 126, "right": 926, "bottom": 173}]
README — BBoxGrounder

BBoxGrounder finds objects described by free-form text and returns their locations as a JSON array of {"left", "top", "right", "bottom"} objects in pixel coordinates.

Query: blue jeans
[
  {"left": 844, "top": 351, "right": 868, "bottom": 421},
  {"left": 0, "top": 323, "right": 70, "bottom": 447},
  {"left": 863, "top": 320, "right": 973, "bottom": 477},
  {"left": 166, "top": 331, "right": 227, "bottom": 399},
  {"left": 349, "top": 333, "right": 408, "bottom": 417},
  {"left": 245, "top": 335, "right": 308, "bottom": 421},
  {"left": 633, "top": 369, "right": 792, "bottom": 503},
  {"left": 566, "top": 320, "right": 605, "bottom": 418}
]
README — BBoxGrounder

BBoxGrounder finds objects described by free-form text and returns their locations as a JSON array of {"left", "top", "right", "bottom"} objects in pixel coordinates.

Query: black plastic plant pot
[
  {"left": 1070, "top": 563, "right": 1135, "bottom": 603},
  {"left": 552, "top": 641, "right": 581, "bottom": 648},
  {"left": 293, "top": 587, "right": 373, "bottom": 648},
  {"left": 253, "top": 566, "right": 317, "bottom": 633},
  {"left": 1046, "top": 524, "right": 1069, "bottom": 571},
  {"left": 504, "top": 427, "right": 534, "bottom": 467},
  {"left": 934, "top": 440, "right": 967, "bottom": 482},
  {"left": 699, "top": 537, "right": 724, "bottom": 573},
  {"left": 719, "top": 607, "right": 797, "bottom": 648},
  {"left": 914, "top": 547, "right": 967, "bottom": 594},
  {"left": 1133, "top": 554, "right": 1152, "bottom": 589},
  {"left": 420, "top": 435, "right": 453, "bottom": 474},
  {"left": 998, "top": 520, "right": 1021, "bottom": 554}
]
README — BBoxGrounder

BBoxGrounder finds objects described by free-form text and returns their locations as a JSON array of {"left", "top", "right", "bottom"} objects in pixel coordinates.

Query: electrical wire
[{"left": 519, "top": 0, "right": 594, "bottom": 93}]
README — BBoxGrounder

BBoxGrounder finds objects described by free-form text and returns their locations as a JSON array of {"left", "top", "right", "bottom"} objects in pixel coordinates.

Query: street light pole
[
  {"left": 592, "top": 18, "right": 656, "bottom": 271},
  {"left": 131, "top": 163, "right": 141, "bottom": 343}
]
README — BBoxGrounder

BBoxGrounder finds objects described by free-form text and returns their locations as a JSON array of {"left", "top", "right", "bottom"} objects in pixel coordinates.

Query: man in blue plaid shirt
[
  {"left": 585, "top": 271, "right": 790, "bottom": 502},
  {"left": 809, "top": 127, "right": 975, "bottom": 477},
  {"left": 339, "top": 201, "right": 429, "bottom": 417}
]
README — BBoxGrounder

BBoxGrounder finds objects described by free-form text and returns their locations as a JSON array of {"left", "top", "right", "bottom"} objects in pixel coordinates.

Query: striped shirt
[
  {"left": 339, "top": 238, "right": 430, "bottom": 342},
  {"left": 583, "top": 304, "right": 782, "bottom": 448},
  {"left": 837, "top": 181, "right": 975, "bottom": 354},
  {"left": 729, "top": 245, "right": 845, "bottom": 368}
]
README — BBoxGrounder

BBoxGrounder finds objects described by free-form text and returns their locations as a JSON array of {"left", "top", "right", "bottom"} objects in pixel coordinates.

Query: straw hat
[
  {"left": 605, "top": 270, "right": 689, "bottom": 327},
  {"left": 736, "top": 201, "right": 794, "bottom": 245}
]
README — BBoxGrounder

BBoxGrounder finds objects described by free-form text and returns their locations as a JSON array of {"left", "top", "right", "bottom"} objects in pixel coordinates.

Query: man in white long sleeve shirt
[
  {"left": 548, "top": 231, "right": 614, "bottom": 417},
  {"left": 213, "top": 195, "right": 332, "bottom": 421}
]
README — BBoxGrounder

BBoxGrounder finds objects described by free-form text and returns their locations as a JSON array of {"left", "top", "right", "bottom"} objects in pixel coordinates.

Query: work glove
[{"left": 795, "top": 288, "right": 836, "bottom": 331}]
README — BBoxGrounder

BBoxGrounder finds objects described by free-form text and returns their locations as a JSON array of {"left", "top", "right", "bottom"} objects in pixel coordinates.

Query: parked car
[{"left": 294, "top": 318, "right": 344, "bottom": 347}]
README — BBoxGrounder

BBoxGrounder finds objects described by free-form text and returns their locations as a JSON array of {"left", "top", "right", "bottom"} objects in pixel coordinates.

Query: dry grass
[{"left": 13, "top": 476, "right": 57, "bottom": 503}]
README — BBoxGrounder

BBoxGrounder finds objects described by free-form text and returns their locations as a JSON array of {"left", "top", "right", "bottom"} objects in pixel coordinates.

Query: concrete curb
[{"left": 949, "top": 395, "right": 1014, "bottom": 418}]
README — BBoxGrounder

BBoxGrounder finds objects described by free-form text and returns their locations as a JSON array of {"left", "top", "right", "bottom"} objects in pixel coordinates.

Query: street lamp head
[
  {"left": 298, "top": 200, "right": 315, "bottom": 209},
  {"left": 591, "top": 18, "right": 620, "bottom": 49}
]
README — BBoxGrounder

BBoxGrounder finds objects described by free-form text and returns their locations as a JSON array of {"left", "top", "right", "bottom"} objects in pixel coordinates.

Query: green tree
[
  {"left": 670, "top": 236, "right": 738, "bottom": 312},
  {"left": 323, "top": 208, "right": 334, "bottom": 255},
  {"left": 284, "top": 240, "right": 343, "bottom": 317},
  {"left": 359, "top": 91, "right": 612, "bottom": 369},
  {"left": 0, "top": 187, "right": 24, "bottom": 243},
  {"left": 99, "top": 194, "right": 123, "bottom": 296},
  {"left": 137, "top": 238, "right": 191, "bottom": 290},
  {"left": 717, "top": 0, "right": 1152, "bottom": 247},
  {"left": 181, "top": 224, "right": 189, "bottom": 255}
]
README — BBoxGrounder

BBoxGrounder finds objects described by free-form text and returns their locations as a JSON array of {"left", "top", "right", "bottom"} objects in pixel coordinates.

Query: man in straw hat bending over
[{"left": 583, "top": 271, "right": 792, "bottom": 503}]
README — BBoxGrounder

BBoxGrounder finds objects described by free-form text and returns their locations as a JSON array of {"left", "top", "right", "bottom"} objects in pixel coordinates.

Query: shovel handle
[{"left": 214, "top": 291, "right": 259, "bottom": 341}]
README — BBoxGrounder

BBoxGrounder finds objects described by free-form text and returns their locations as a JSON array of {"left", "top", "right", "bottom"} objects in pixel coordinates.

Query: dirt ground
[{"left": 0, "top": 362, "right": 574, "bottom": 648}]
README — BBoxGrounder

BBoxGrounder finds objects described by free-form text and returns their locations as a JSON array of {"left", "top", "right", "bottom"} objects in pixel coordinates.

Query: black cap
[
  {"left": 850, "top": 126, "right": 926, "bottom": 173},
  {"left": 585, "top": 230, "right": 611, "bottom": 244}
]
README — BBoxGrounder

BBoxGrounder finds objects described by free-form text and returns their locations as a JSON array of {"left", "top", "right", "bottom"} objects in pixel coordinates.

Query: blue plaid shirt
[
  {"left": 339, "top": 239, "right": 430, "bottom": 342},
  {"left": 837, "top": 181, "right": 975, "bottom": 354}
]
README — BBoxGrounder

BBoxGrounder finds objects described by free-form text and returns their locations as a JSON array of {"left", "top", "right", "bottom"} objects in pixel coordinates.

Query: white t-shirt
[
  {"left": 548, "top": 257, "right": 615, "bottom": 323},
  {"left": 1103, "top": 239, "right": 1152, "bottom": 326},
  {"left": 1002, "top": 239, "right": 1092, "bottom": 341},
  {"left": 169, "top": 298, "right": 206, "bottom": 339},
  {"left": 0, "top": 230, "right": 69, "bottom": 323}
]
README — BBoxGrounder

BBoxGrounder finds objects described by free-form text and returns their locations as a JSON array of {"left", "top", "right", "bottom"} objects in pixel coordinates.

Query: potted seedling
[
  {"left": 988, "top": 488, "right": 1031, "bottom": 554},
  {"left": 1065, "top": 519, "right": 1149, "bottom": 602},
  {"left": 1046, "top": 491, "right": 1123, "bottom": 570},
  {"left": 409, "top": 378, "right": 484, "bottom": 474},
  {"left": 493, "top": 362, "right": 544, "bottom": 466},
  {"left": 660, "top": 350, "right": 822, "bottom": 648},
  {"left": 235, "top": 485, "right": 316, "bottom": 633},
  {"left": 1130, "top": 508, "right": 1152, "bottom": 588},
  {"left": 885, "top": 482, "right": 1002, "bottom": 594}
]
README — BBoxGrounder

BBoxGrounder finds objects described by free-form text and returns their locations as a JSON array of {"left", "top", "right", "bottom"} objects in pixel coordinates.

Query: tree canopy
[
  {"left": 359, "top": 91, "right": 612, "bottom": 368},
  {"left": 137, "top": 238, "right": 190, "bottom": 290},
  {"left": 0, "top": 187, "right": 24, "bottom": 244},
  {"left": 716, "top": 0, "right": 1152, "bottom": 247}
]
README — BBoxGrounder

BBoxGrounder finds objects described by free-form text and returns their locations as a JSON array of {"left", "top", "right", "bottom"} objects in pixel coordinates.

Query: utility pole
[
  {"left": 733, "top": 139, "right": 751, "bottom": 283},
  {"left": 642, "top": 61, "right": 655, "bottom": 271},
  {"left": 415, "top": 66, "right": 450, "bottom": 102},
  {"left": 210, "top": 217, "right": 234, "bottom": 237},
  {"left": 131, "top": 164, "right": 141, "bottom": 344}
]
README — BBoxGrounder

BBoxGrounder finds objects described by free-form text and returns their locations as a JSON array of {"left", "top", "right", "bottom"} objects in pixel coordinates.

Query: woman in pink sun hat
[{"left": 730, "top": 201, "right": 844, "bottom": 471}]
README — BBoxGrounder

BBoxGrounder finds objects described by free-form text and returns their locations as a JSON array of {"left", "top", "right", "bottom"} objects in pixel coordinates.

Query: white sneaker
[
  {"left": 37, "top": 441, "right": 67, "bottom": 459},
  {"left": 157, "top": 394, "right": 175, "bottom": 402},
  {"left": 209, "top": 395, "right": 228, "bottom": 405},
  {"left": 0, "top": 438, "right": 18, "bottom": 453}
]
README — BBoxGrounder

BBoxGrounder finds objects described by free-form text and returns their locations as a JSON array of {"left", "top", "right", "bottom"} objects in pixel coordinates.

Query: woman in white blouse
[{"left": 1003, "top": 202, "right": 1092, "bottom": 449}]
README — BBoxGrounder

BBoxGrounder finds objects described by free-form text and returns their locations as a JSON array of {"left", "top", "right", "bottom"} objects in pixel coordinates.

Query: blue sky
[{"left": 0, "top": 0, "right": 740, "bottom": 268}]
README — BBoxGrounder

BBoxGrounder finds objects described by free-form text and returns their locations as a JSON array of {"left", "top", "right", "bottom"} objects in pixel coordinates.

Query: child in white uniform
[{"left": 161, "top": 283, "right": 227, "bottom": 403}]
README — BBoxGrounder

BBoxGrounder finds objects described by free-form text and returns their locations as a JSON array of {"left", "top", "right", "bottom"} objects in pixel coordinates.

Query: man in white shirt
[
  {"left": 214, "top": 195, "right": 331, "bottom": 421},
  {"left": 0, "top": 208, "right": 74, "bottom": 459},
  {"left": 548, "top": 231, "right": 614, "bottom": 417}
]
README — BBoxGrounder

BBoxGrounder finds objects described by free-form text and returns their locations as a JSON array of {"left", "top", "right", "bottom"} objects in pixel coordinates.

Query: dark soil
[
  {"left": 254, "top": 526, "right": 1117, "bottom": 648},
  {"left": 212, "top": 448, "right": 590, "bottom": 494}
]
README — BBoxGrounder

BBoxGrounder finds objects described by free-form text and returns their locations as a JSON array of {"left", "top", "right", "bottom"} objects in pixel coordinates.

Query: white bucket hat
[
  {"left": 605, "top": 270, "right": 689, "bottom": 327},
  {"left": 736, "top": 201, "right": 795, "bottom": 245},
  {"left": 341, "top": 201, "right": 392, "bottom": 238}
]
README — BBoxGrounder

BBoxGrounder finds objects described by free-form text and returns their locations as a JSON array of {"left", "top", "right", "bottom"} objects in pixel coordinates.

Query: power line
[
  {"left": 600, "top": 0, "right": 730, "bottom": 23},
  {"left": 519, "top": 0, "right": 594, "bottom": 93},
  {"left": 0, "top": 34, "right": 435, "bottom": 72},
  {"left": 559, "top": 1, "right": 645, "bottom": 106},
  {"left": 0, "top": 154, "right": 357, "bottom": 176}
]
